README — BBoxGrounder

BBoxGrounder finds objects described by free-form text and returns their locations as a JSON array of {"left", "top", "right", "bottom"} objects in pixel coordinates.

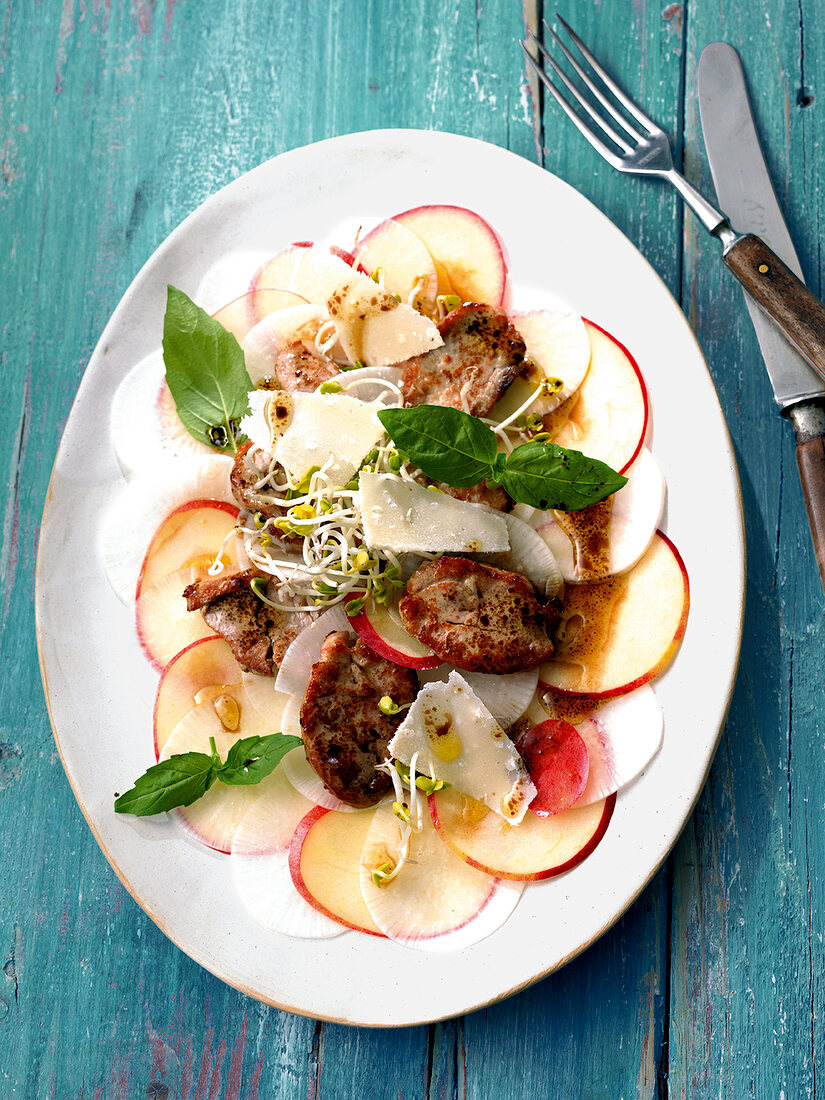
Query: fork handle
[{"left": 723, "top": 234, "right": 825, "bottom": 384}]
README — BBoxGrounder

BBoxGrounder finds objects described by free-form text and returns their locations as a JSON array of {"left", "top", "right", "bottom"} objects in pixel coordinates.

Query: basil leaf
[
  {"left": 114, "top": 753, "right": 217, "bottom": 817},
  {"left": 500, "top": 439, "right": 627, "bottom": 511},
  {"left": 218, "top": 733, "right": 302, "bottom": 786},
  {"left": 377, "top": 406, "right": 497, "bottom": 487},
  {"left": 162, "top": 285, "right": 254, "bottom": 451}
]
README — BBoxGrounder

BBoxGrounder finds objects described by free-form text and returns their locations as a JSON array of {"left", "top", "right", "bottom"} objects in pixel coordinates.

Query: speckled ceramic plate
[{"left": 36, "top": 130, "right": 744, "bottom": 1026}]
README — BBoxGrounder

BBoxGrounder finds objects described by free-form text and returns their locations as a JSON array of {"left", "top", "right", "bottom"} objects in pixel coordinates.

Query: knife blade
[{"left": 698, "top": 41, "right": 825, "bottom": 589}]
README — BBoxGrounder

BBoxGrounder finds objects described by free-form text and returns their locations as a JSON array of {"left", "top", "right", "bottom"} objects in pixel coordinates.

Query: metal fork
[{"left": 521, "top": 15, "right": 825, "bottom": 384}]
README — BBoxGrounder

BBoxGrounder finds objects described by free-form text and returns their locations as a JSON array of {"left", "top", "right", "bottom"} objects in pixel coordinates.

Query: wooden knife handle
[
  {"left": 724, "top": 234, "right": 825, "bottom": 384},
  {"left": 788, "top": 403, "right": 825, "bottom": 592}
]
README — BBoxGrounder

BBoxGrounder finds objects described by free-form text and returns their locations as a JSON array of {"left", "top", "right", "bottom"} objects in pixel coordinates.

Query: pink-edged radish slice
[
  {"left": 430, "top": 788, "right": 615, "bottom": 880},
  {"left": 415, "top": 665, "right": 539, "bottom": 729},
  {"left": 482, "top": 512, "right": 564, "bottom": 600},
  {"left": 110, "top": 352, "right": 215, "bottom": 478},
  {"left": 274, "top": 604, "right": 353, "bottom": 696},
  {"left": 240, "top": 670, "right": 292, "bottom": 727},
  {"left": 194, "top": 249, "right": 272, "bottom": 314},
  {"left": 136, "top": 566, "right": 216, "bottom": 671},
  {"left": 533, "top": 447, "right": 665, "bottom": 583},
  {"left": 252, "top": 245, "right": 355, "bottom": 307},
  {"left": 153, "top": 636, "right": 242, "bottom": 758},
  {"left": 230, "top": 770, "right": 345, "bottom": 938},
  {"left": 290, "top": 806, "right": 383, "bottom": 935},
  {"left": 241, "top": 304, "right": 330, "bottom": 384},
  {"left": 539, "top": 531, "right": 690, "bottom": 699},
  {"left": 543, "top": 321, "right": 648, "bottom": 475},
  {"left": 347, "top": 598, "right": 440, "bottom": 670},
  {"left": 100, "top": 455, "right": 235, "bottom": 605},
  {"left": 212, "top": 288, "right": 307, "bottom": 342},
  {"left": 392, "top": 205, "right": 508, "bottom": 306},
  {"left": 518, "top": 720, "right": 590, "bottom": 816},
  {"left": 135, "top": 499, "right": 240, "bottom": 597},
  {"left": 575, "top": 685, "right": 663, "bottom": 805},
  {"left": 359, "top": 801, "right": 523, "bottom": 950},
  {"left": 353, "top": 219, "right": 439, "bottom": 316}
]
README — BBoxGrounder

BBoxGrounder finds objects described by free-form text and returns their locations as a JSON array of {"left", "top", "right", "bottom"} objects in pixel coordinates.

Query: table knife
[{"left": 698, "top": 41, "right": 825, "bottom": 590}]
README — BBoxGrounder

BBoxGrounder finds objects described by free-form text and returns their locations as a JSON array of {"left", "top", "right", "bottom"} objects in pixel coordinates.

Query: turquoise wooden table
[{"left": 3, "top": 1, "right": 823, "bottom": 1095}]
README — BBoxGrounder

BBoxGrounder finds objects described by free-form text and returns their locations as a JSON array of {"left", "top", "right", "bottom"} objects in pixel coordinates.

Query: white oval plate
[{"left": 36, "top": 130, "right": 744, "bottom": 1027}]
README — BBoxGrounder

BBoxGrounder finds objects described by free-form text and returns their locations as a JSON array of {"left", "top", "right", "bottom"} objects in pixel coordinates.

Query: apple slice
[
  {"left": 430, "top": 787, "right": 614, "bottom": 880},
  {"left": 353, "top": 219, "right": 439, "bottom": 316},
  {"left": 393, "top": 205, "right": 507, "bottom": 305},
  {"left": 136, "top": 566, "right": 217, "bottom": 671},
  {"left": 194, "top": 249, "right": 271, "bottom": 314},
  {"left": 212, "top": 288, "right": 307, "bottom": 341},
  {"left": 359, "top": 801, "right": 523, "bottom": 950},
  {"left": 153, "top": 635, "right": 242, "bottom": 758},
  {"left": 542, "top": 321, "right": 648, "bottom": 474},
  {"left": 533, "top": 447, "right": 665, "bottom": 582},
  {"left": 241, "top": 304, "right": 330, "bottom": 384},
  {"left": 252, "top": 245, "right": 355, "bottom": 307},
  {"left": 347, "top": 597, "right": 440, "bottom": 670},
  {"left": 290, "top": 806, "right": 383, "bottom": 935},
  {"left": 135, "top": 499, "right": 240, "bottom": 597},
  {"left": 517, "top": 719, "right": 590, "bottom": 815},
  {"left": 230, "top": 769, "right": 345, "bottom": 938},
  {"left": 539, "top": 531, "right": 689, "bottom": 698},
  {"left": 100, "top": 455, "right": 236, "bottom": 606}
]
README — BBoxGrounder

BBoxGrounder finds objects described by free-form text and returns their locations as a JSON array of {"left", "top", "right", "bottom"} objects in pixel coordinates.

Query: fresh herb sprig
[
  {"left": 114, "top": 733, "right": 301, "bottom": 817},
  {"left": 377, "top": 406, "right": 627, "bottom": 511},
  {"left": 162, "top": 286, "right": 255, "bottom": 452}
]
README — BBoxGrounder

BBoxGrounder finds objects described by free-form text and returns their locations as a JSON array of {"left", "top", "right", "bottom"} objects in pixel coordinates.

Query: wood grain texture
[{"left": 1, "top": 0, "right": 823, "bottom": 1096}]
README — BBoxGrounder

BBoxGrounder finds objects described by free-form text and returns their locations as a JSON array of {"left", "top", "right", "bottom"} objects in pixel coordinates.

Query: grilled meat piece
[
  {"left": 230, "top": 441, "right": 281, "bottom": 519},
  {"left": 400, "top": 303, "right": 526, "bottom": 417},
  {"left": 274, "top": 341, "right": 339, "bottom": 392},
  {"left": 300, "top": 631, "right": 418, "bottom": 808},
  {"left": 399, "top": 557, "right": 556, "bottom": 674},
  {"left": 438, "top": 479, "right": 510, "bottom": 512}
]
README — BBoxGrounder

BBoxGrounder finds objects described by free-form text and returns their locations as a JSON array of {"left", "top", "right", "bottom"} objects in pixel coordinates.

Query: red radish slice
[
  {"left": 212, "top": 288, "right": 307, "bottom": 342},
  {"left": 241, "top": 304, "right": 329, "bottom": 384},
  {"left": 347, "top": 598, "right": 440, "bottom": 670},
  {"left": 539, "top": 531, "right": 690, "bottom": 699},
  {"left": 430, "top": 788, "right": 614, "bottom": 880},
  {"left": 110, "top": 352, "right": 215, "bottom": 478},
  {"left": 230, "top": 772, "right": 345, "bottom": 938},
  {"left": 359, "top": 802, "right": 522, "bottom": 950},
  {"left": 533, "top": 447, "right": 665, "bottom": 583},
  {"left": 100, "top": 455, "right": 235, "bottom": 605},
  {"left": 482, "top": 512, "right": 564, "bottom": 599},
  {"left": 136, "top": 499, "right": 240, "bottom": 598},
  {"left": 518, "top": 720, "right": 590, "bottom": 816},
  {"left": 353, "top": 219, "right": 439, "bottom": 315},
  {"left": 543, "top": 321, "right": 648, "bottom": 475},
  {"left": 416, "top": 665, "right": 539, "bottom": 729},
  {"left": 393, "top": 205, "right": 508, "bottom": 306},
  {"left": 290, "top": 806, "right": 383, "bottom": 935},
  {"left": 136, "top": 566, "right": 216, "bottom": 671},
  {"left": 252, "top": 245, "right": 355, "bottom": 307},
  {"left": 274, "top": 604, "right": 353, "bottom": 696},
  {"left": 153, "top": 636, "right": 242, "bottom": 758},
  {"left": 194, "top": 249, "right": 272, "bottom": 314}
]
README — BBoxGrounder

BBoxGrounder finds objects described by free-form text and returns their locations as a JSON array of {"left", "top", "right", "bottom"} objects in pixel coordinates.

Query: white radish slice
[
  {"left": 574, "top": 685, "right": 663, "bottom": 806},
  {"left": 194, "top": 250, "right": 271, "bottom": 314},
  {"left": 359, "top": 801, "right": 522, "bottom": 950},
  {"left": 353, "top": 219, "right": 439, "bottom": 315},
  {"left": 153, "top": 636, "right": 241, "bottom": 758},
  {"left": 289, "top": 806, "right": 383, "bottom": 935},
  {"left": 333, "top": 364, "right": 404, "bottom": 405},
  {"left": 416, "top": 665, "right": 539, "bottom": 729},
  {"left": 533, "top": 448, "right": 665, "bottom": 583},
  {"left": 240, "top": 671, "right": 292, "bottom": 727},
  {"left": 212, "top": 288, "right": 307, "bottom": 342},
  {"left": 231, "top": 771, "right": 345, "bottom": 938},
  {"left": 481, "top": 513, "right": 563, "bottom": 599},
  {"left": 110, "top": 352, "right": 215, "bottom": 478},
  {"left": 136, "top": 566, "right": 215, "bottom": 671},
  {"left": 136, "top": 499, "right": 241, "bottom": 597},
  {"left": 281, "top": 742, "right": 359, "bottom": 814},
  {"left": 253, "top": 245, "right": 355, "bottom": 306},
  {"left": 274, "top": 604, "right": 353, "bottom": 696},
  {"left": 241, "top": 304, "right": 329, "bottom": 384},
  {"left": 100, "top": 455, "right": 235, "bottom": 605}
]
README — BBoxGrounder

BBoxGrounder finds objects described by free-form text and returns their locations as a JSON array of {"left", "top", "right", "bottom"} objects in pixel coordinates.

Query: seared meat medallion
[
  {"left": 400, "top": 303, "right": 526, "bottom": 417},
  {"left": 399, "top": 557, "right": 556, "bottom": 674},
  {"left": 300, "top": 631, "right": 418, "bottom": 808},
  {"left": 273, "top": 341, "right": 339, "bottom": 392}
]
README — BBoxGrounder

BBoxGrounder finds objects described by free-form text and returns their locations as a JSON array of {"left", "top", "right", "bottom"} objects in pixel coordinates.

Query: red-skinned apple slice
[
  {"left": 212, "top": 287, "right": 307, "bottom": 341},
  {"left": 539, "top": 531, "right": 689, "bottom": 699},
  {"left": 359, "top": 801, "right": 523, "bottom": 950},
  {"left": 136, "top": 566, "right": 217, "bottom": 671},
  {"left": 392, "top": 205, "right": 508, "bottom": 305},
  {"left": 347, "top": 597, "right": 440, "bottom": 670},
  {"left": 519, "top": 720, "right": 590, "bottom": 816},
  {"left": 533, "top": 447, "right": 665, "bottom": 583},
  {"left": 430, "top": 788, "right": 615, "bottom": 880},
  {"left": 353, "top": 219, "right": 439, "bottom": 315},
  {"left": 153, "top": 635, "right": 242, "bottom": 758},
  {"left": 542, "top": 321, "right": 648, "bottom": 474},
  {"left": 252, "top": 245, "right": 355, "bottom": 308},
  {"left": 135, "top": 499, "right": 241, "bottom": 597},
  {"left": 289, "top": 806, "right": 383, "bottom": 935}
]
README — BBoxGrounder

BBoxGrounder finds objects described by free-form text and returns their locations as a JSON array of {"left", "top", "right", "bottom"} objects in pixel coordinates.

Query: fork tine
[
  {"left": 524, "top": 33, "right": 633, "bottom": 156},
  {"left": 521, "top": 43, "right": 624, "bottom": 169},
  {"left": 554, "top": 12, "right": 657, "bottom": 133}
]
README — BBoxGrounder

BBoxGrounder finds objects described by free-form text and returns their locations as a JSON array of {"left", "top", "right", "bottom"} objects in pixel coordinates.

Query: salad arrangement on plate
[{"left": 101, "top": 204, "right": 689, "bottom": 950}]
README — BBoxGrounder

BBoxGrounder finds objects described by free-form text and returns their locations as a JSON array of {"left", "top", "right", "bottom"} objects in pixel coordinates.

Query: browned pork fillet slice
[
  {"left": 183, "top": 570, "right": 315, "bottom": 676},
  {"left": 274, "top": 341, "right": 340, "bottom": 392},
  {"left": 230, "top": 441, "right": 281, "bottom": 519},
  {"left": 300, "top": 631, "right": 418, "bottom": 808},
  {"left": 399, "top": 557, "right": 556, "bottom": 674},
  {"left": 400, "top": 303, "right": 527, "bottom": 417},
  {"left": 438, "top": 479, "right": 510, "bottom": 512}
]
